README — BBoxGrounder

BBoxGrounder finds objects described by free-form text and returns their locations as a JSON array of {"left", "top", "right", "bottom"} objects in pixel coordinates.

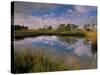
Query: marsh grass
[
  {"left": 14, "top": 31, "right": 97, "bottom": 73},
  {"left": 85, "top": 31, "right": 97, "bottom": 54},
  {"left": 15, "top": 30, "right": 85, "bottom": 39},
  {"left": 14, "top": 50, "right": 68, "bottom": 73}
]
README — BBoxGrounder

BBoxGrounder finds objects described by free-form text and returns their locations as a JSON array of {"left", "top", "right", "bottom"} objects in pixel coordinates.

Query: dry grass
[
  {"left": 85, "top": 31, "right": 97, "bottom": 44},
  {"left": 14, "top": 50, "right": 68, "bottom": 73}
]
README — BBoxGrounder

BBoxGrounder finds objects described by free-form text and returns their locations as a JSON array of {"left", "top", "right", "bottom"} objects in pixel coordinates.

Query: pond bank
[{"left": 14, "top": 30, "right": 86, "bottom": 39}]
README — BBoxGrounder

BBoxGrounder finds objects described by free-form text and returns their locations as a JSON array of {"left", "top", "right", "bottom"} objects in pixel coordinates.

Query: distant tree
[
  {"left": 14, "top": 25, "right": 21, "bottom": 30},
  {"left": 66, "top": 24, "right": 71, "bottom": 31},
  {"left": 57, "top": 24, "right": 78, "bottom": 32},
  {"left": 57, "top": 24, "right": 66, "bottom": 31},
  {"left": 83, "top": 24, "right": 92, "bottom": 31},
  {"left": 71, "top": 24, "right": 78, "bottom": 31},
  {"left": 47, "top": 26, "right": 52, "bottom": 30},
  {"left": 92, "top": 23, "right": 97, "bottom": 31},
  {"left": 91, "top": 19, "right": 97, "bottom": 31},
  {"left": 42, "top": 27, "right": 46, "bottom": 30},
  {"left": 13, "top": 25, "right": 28, "bottom": 30}
]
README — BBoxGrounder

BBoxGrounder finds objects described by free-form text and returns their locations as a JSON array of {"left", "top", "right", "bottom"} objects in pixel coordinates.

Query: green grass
[
  {"left": 14, "top": 30, "right": 86, "bottom": 39},
  {"left": 14, "top": 50, "right": 69, "bottom": 73}
]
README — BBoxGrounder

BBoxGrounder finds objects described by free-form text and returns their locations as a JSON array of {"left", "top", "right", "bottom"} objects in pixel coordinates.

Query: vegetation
[
  {"left": 14, "top": 50, "right": 68, "bottom": 73},
  {"left": 85, "top": 31, "right": 97, "bottom": 54},
  {"left": 13, "top": 23, "right": 97, "bottom": 73},
  {"left": 12, "top": 25, "right": 28, "bottom": 30},
  {"left": 13, "top": 23, "right": 97, "bottom": 39},
  {"left": 56, "top": 24, "right": 78, "bottom": 32},
  {"left": 15, "top": 30, "right": 85, "bottom": 39},
  {"left": 13, "top": 23, "right": 97, "bottom": 55}
]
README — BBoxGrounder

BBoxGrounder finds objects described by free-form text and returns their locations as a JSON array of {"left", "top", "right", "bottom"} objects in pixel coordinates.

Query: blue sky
[{"left": 14, "top": 1, "right": 97, "bottom": 29}]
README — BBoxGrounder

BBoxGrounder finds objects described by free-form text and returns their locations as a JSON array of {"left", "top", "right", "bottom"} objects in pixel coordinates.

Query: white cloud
[
  {"left": 74, "top": 6, "right": 96, "bottom": 14},
  {"left": 44, "top": 12, "right": 55, "bottom": 18},
  {"left": 13, "top": 2, "right": 97, "bottom": 29},
  {"left": 74, "top": 46, "right": 92, "bottom": 57},
  {"left": 14, "top": 13, "right": 72, "bottom": 29},
  {"left": 67, "top": 9, "right": 73, "bottom": 13},
  {"left": 14, "top": 12, "right": 97, "bottom": 29},
  {"left": 14, "top": 1, "right": 60, "bottom": 15}
]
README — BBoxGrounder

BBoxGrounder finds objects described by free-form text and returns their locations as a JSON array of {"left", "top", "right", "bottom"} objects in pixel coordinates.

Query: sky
[{"left": 13, "top": 1, "right": 97, "bottom": 29}]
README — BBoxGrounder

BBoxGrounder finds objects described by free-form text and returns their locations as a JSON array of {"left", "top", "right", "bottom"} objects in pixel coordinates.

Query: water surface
[{"left": 14, "top": 36, "right": 97, "bottom": 69}]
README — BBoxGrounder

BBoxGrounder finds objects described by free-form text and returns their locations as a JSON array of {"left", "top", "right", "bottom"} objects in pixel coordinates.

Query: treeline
[
  {"left": 39, "top": 23, "right": 96, "bottom": 32},
  {"left": 12, "top": 25, "right": 28, "bottom": 30},
  {"left": 12, "top": 23, "right": 96, "bottom": 31},
  {"left": 38, "top": 24, "right": 78, "bottom": 31},
  {"left": 39, "top": 25, "right": 52, "bottom": 31},
  {"left": 56, "top": 24, "right": 78, "bottom": 32}
]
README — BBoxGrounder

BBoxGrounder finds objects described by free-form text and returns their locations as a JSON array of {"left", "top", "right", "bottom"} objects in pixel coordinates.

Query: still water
[{"left": 14, "top": 36, "right": 97, "bottom": 69}]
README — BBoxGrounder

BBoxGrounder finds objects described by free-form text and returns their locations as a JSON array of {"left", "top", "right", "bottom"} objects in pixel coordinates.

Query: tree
[
  {"left": 57, "top": 24, "right": 66, "bottom": 31},
  {"left": 83, "top": 24, "right": 92, "bottom": 31},
  {"left": 91, "top": 19, "right": 97, "bottom": 31},
  {"left": 71, "top": 24, "right": 78, "bottom": 31},
  {"left": 57, "top": 24, "right": 78, "bottom": 32},
  {"left": 66, "top": 24, "right": 71, "bottom": 31},
  {"left": 13, "top": 25, "right": 28, "bottom": 30},
  {"left": 47, "top": 26, "right": 52, "bottom": 30}
]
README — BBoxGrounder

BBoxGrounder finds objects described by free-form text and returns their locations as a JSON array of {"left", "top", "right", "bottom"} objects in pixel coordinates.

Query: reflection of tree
[
  {"left": 91, "top": 40, "right": 97, "bottom": 67},
  {"left": 83, "top": 39, "right": 97, "bottom": 55},
  {"left": 83, "top": 39, "right": 91, "bottom": 45},
  {"left": 15, "top": 37, "right": 25, "bottom": 41},
  {"left": 57, "top": 36, "right": 78, "bottom": 44},
  {"left": 91, "top": 41, "right": 97, "bottom": 55}
]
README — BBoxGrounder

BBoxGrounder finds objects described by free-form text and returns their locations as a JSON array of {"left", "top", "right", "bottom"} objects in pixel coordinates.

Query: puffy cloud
[
  {"left": 43, "top": 12, "right": 55, "bottom": 18},
  {"left": 14, "top": 1, "right": 60, "bottom": 15},
  {"left": 74, "top": 5, "right": 97, "bottom": 14},
  {"left": 14, "top": 13, "right": 71, "bottom": 29},
  {"left": 13, "top": 1, "right": 97, "bottom": 29},
  {"left": 14, "top": 12, "right": 97, "bottom": 29}
]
